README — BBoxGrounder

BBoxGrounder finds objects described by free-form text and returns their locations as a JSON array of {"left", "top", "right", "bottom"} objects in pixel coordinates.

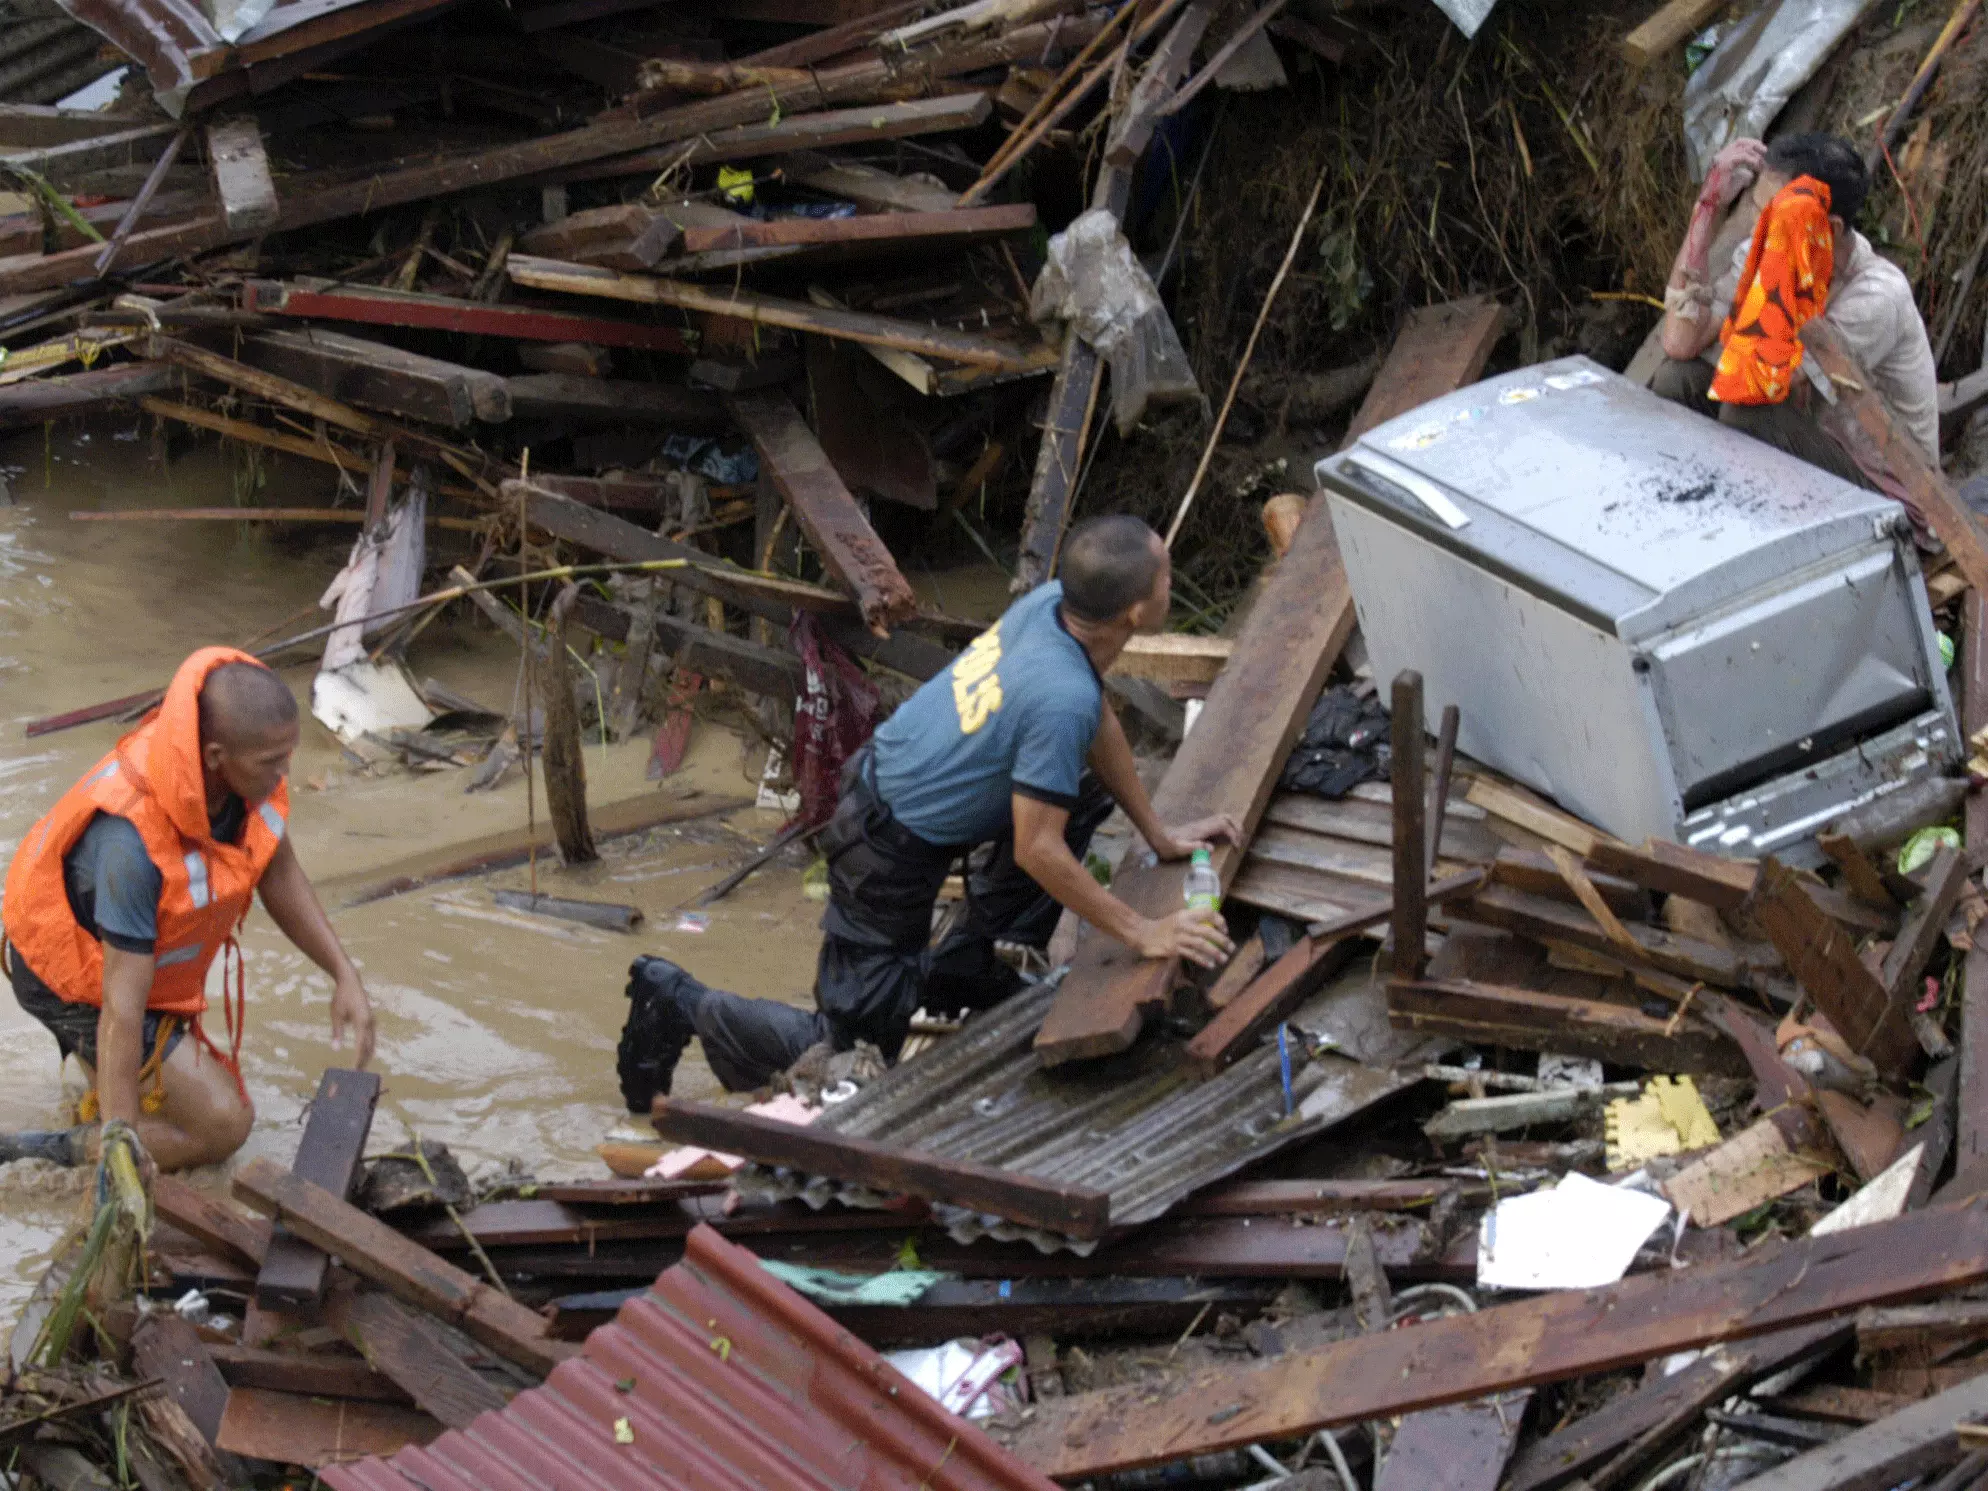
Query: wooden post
[
  {"left": 541, "top": 582, "right": 597, "bottom": 865},
  {"left": 252, "top": 1068, "right": 380, "bottom": 1312},
  {"left": 204, "top": 116, "right": 279, "bottom": 234},
  {"left": 1391, "top": 670, "right": 1427, "bottom": 982}
]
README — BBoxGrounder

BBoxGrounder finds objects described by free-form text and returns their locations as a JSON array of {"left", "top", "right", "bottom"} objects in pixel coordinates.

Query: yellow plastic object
[
  {"left": 1605, "top": 1076, "right": 1720, "bottom": 1171},
  {"left": 719, "top": 166, "right": 755, "bottom": 204}
]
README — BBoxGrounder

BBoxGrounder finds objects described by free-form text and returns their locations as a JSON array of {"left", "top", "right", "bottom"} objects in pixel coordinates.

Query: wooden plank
[
  {"left": 1503, "top": 1321, "right": 1849, "bottom": 1491},
  {"left": 1388, "top": 978, "right": 1750, "bottom": 1077},
  {"left": 1009, "top": 1196, "right": 1988, "bottom": 1479},
  {"left": 153, "top": 1176, "right": 273, "bottom": 1272},
  {"left": 1184, "top": 936, "right": 1355, "bottom": 1077},
  {"left": 1490, "top": 848, "right": 1651, "bottom": 917},
  {"left": 242, "top": 278, "right": 691, "bottom": 352},
  {"left": 504, "top": 372, "right": 723, "bottom": 427},
  {"left": 1820, "top": 832, "right": 1902, "bottom": 910},
  {"left": 1803, "top": 316, "right": 1988, "bottom": 601},
  {"left": 778, "top": 156, "right": 961, "bottom": 213},
  {"left": 210, "top": 1345, "right": 410, "bottom": 1403},
  {"left": 1108, "top": 633, "right": 1235, "bottom": 685},
  {"left": 650, "top": 1096, "right": 1112, "bottom": 1238},
  {"left": 0, "top": 362, "right": 178, "bottom": 430},
  {"left": 1015, "top": 327, "right": 1104, "bottom": 589},
  {"left": 1586, "top": 837, "right": 1758, "bottom": 913},
  {"left": 1373, "top": 1392, "right": 1530, "bottom": 1491},
  {"left": 1464, "top": 776, "right": 1613, "bottom": 857},
  {"left": 1102, "top": 1, "right": 1216, "bottom": 168},
  {"left": 1033, "top": 491, "right": 1356, "bottom": 1064},
  {"left": 1460, "top": 882, "right": 1747, "bottom": 988},
  {"left": 1661, "top": 1115, "right": 1833, "bottom": 1225},
  {"left": 214, "top": 1388, "right": 440, "bottom": 1466},
  {"left": 1963, "top": 587, "right": 1988, "bottom": 1188},
  {"left": 1880, "top": 845, "right": 1966, "bottom": 1000},
  {"left": 238, "top": 328, "right": 510, "bottom": 428},
  {"left": 1620, "top": 0, "right": 1725, "bottom": 65},
  {"left": 1344, "top": 296, "right": 1506, "bottom": 444},
  {"left": 1180, "top": 1178, "right": 1472, "bottom": 1216},
  {"left": 1751, "top": 856, "right": 1919, "bottom": 1076},
  {"left": 329, "top": 1290, "right": 509, "bottom": 1430},
  {"left": 1728, "top": 1371, "right": 1988, "bottom": 1491},
  {"left": 677, "top": 203, "right": 1034, "bottom": 255},
  {"left": 518, "top": 203, "right": 672, "bottom": 267},
  {"left": 509, "top": 256, "right": 1048, "bottom": 375},
  {"left": 1391, "top": 669, "right": 1429, "bottom": 980},
  {"left": 231, "top": 1157, "right": 570, "bottom": 1375},
  {"left": 131, "top": 1313, "right": 234, "bottom": 1446},
  {"left": 727, "top": 390, "right": 920, "bottom": 633},
  {"left": 255, "top": 1068, "right": 381, "bottom": 1311},
  {"left": 204, "top": 116, "right": 278, "bottom": 233}
]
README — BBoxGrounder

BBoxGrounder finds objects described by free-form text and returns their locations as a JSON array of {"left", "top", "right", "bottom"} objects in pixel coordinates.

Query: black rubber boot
[
  {"left": 0, "top": 1127, "right": 90, "bottom": 1168},
  {"left": 618, "top": 956, "right": 708, "bottom": 1113}
]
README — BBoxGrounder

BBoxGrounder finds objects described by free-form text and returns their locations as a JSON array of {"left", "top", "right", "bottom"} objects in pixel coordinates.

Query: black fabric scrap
[{"left": 1277, "top": 685, "right": 1390, "bottom": 799}]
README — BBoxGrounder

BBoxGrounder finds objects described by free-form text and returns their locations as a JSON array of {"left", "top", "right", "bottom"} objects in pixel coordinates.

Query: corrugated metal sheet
[
  {"left": 319, "top": 1223, "right": 1058, "bottom": 1491},
  {"left": 734, "top": 967, "right": 1444, "bottom": 1252},
  {"left": 0, "top": 0, "right": 111, "bottom": 105}
]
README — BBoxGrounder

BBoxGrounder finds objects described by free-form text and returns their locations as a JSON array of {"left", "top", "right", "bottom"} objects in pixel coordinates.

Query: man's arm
[
  {"left": 257, "top": 836, "right": 375, "bottom": 1067},
  {"left": 1085, "top": 703, "right": 1241, "bottom": 858},
  {"left": 1660, "top": 138, "right": 1767, "bottom": 361},
  {"left": 1011, "top": 794, "right": 1234, "bottom": 967},
  {"left": 96, "top": 945, "right": 158, "bottom": 1126}
]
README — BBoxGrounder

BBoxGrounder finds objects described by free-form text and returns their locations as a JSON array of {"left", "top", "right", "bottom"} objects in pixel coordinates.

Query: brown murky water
[{"left": 0, "top": 420, "right": 860, "bottom": 1324}]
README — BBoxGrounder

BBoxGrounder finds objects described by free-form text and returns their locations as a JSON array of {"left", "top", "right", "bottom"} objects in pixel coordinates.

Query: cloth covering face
[{"left": 1711, "top": 175, "right": 1834, "bottom": 408}]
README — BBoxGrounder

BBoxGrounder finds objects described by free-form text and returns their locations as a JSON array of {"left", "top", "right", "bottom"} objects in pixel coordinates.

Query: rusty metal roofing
[
  {"left": 51, "top": 0, "right": 465, "bottom": 113},
  {"left": 320, "top": 1223, "right": 1057, "bottom": 1491},
  {"left": 733, "top": 967, "right": 1444, "bottom": 1253},
  {"left": 0, "top": 0, "right": 109, "bottom": 105}
]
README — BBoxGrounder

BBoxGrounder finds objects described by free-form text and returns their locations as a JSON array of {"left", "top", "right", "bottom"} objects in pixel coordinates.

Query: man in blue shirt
[{"left": 619, "top": 514, "right": 1237, "bottom": 1101}]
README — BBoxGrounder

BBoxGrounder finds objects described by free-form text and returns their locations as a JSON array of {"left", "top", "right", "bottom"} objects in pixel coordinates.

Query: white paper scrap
[{"left": 1477, "top": 1172, "right": 1673, "bottom": 1291}]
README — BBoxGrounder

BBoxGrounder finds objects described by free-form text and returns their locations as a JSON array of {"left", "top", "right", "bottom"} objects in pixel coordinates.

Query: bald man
[{"left": 1, "top": 648, "right": 375, "bottom": 1171}]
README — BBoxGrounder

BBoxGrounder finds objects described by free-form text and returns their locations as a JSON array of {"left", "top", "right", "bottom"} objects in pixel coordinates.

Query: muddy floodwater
[{"left": 0, "top": 420, "right": 864, "bottom": 1324}]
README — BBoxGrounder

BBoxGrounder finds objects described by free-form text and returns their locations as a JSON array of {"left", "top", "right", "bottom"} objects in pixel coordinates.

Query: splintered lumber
[
  {"left": 204, "top": 116, "right": 278, "bottom": 233},
  {"left": 1662, "top": 1116, "right": 1832, "bottom": 1226},
  {"left": 779, "top": 156, "right": 960, "bottom": 213},
  {"left": 675, "top": 203, "right": 1035, "bottom": 255},
  {"left": 210, "top": 1345, "right": 410, "bottom": 1403},
  {"left": 1184, "top": 935, "right": 1358, "bottom": 1077},
  {"left": 1728, "top": 1371, "right": 1988, "bottom": 1491},
  {"left": 240, "top": 278, "right": 692, "bottom": 352},
  {"left": 155, "top": 1176, "right": 273, "bottom": 1272},
  {"left": 254, "top": 1068, "right": 381, "bottom": 1311},
  {"left": 236, "top": 328, "right": 511, "bottom": 428},
  {"left": 1033, "top": 491, "right": 1356, "bottom": 1064},
  {"left": 0, "top": 16, "right": 1102, "bottom": 298},
  {"left": 1502, "top": 1321, "right": 1848, "bottom": 1491},
  {"left": 1460, "top": 882, "right": 1747, "bottom": 988},
  {"left": 540, "top": 586, "right": 597, "bottom": 864},
  {"left": 231, "top": 1157, "right": 569, "bottom": 1375},
  {"left": 728, "top": 390, "right": 919, "bottom": 634},
  {"left": 507, "top": 256, "right": 1046, "bottom": 374},
  {"left": 1962, "top": 589, "right": 1988, "bottom": 1186},
  {"left": 518, "top": 203, "right": 674, "bottom": 268},
  {"left": 1388, "top": 979, "right": 1750, "bottom": 1077},
  {"left": 650, "top": 1095, "right": 1112, "bottom": 1237},
  {"left": 1880, "top": 845, "right": 1966, "bottom": 1000},
  {"left": 214, "top": 1389, "right": 440, "bottom": 1466},
  {"left": 1620, "top": 0, "right": 1726, "bottom": 64},
  {"left": 524, "top": 473, "right": 671, "bottom": 512},
  {"left": 1102, "top": 1, "right": 1215, "bottom": 168},
  {"left": 504, "top": 372, "right": 722, "bottom": 426},
  {"left": 1372, "top": 1393, "right": 1529, "bottom": 1491},
  {"left": 329, "top": 1291, "right": 509, "bottom": 1430},
  {"left": 1465, "top": 775, "right": 1613, "bottom": 857},
  {"left": 1009, "top": 1196, "right": 1988, "bottom": 1478},
  {"left": 1803, "top": 316, "right": 1988, "bottom": 599},
  {"left": 132, "top": 1313, "right": 234, "bottom": 1446},
  {"left": 1586, "top": 837, "right": 1757, "bottom": 913},
  {"left": 1108, "top": 633, "right": 1235, "bottom": 685},
  {"left": 0, "top": 362, "right": 176, "bottom": 429},
  {"left": 1750, "top": 857, "right": 1919, "bottom": 1077}
]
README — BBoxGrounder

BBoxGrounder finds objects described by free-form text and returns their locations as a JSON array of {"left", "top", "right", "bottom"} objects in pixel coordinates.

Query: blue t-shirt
[
  {"left": 61, "top": 796, "right": 247, "bottom": 954},
  {"left": 872, "top": 581, "right": 1103, "bottom": 846}
]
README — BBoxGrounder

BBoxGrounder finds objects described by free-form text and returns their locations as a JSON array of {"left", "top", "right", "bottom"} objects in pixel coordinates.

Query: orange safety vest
[{"left": 3, "top": 647, "right": 290, "bottom": 1028}]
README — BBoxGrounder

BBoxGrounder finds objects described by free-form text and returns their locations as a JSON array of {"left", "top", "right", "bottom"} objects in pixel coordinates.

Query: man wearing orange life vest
[{"left": 1, "top": 647, "right": 375, "bottom": 1171}]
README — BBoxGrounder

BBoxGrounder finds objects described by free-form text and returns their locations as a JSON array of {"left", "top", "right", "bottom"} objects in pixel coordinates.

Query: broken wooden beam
[
  {"left": 728, "top": 390, "right": 919, "bottom": 634},
  {"left": 1585, "top": 837, "right": 1758, "bottom": 914},
  {"left": 1880, "top": 844, "right": 1966, "bottom": 1002},
  {"left": 236, "top": 328, "right": 511, "bottom": 428},
  {"left": 1372, "top": 1393, "right": 1530, "bottom": 1491},
  {"left": 1107, "top": 633, "right": 1234, "bottom": 685},
  {"left": 231, "top": 1157, "right": 571, "bottom": 1376},
  {"left": 214, "top": 1388, "right": 439, "bottom": 1466},
  {"left": 1102, "top": 0, "right": 1215, "bottom": 168},
  {"left": 504, "top": 372, "right": 722, "bottom": 427},
  {"left": 1033, "top": 491, "right": 1355, "bottom": 1064},
  {"left": 508, "top": 256, "right": 1050, "bottom": 375},
  {"left": 1391, "top": 669, "right": 1429, "bottom": 981},
  {"left": 155, "top": 1175, "right": 273, "bottom": 1273},
  {"left": 0, "top": 361, "right": 177, "bottom": 429},
  {"left": 1184, "top": 934, "right": 1358, "bottom": 1077},
  {"left": 649, "top": 1095, "right": 1112, "bottom": 1238},
  {"left": 675, "top": 203, "right": 1035, "bottom": 256},
  {"left": 240, "top": 278, "right": 692, "bottom": 353},
  {"left": 1460, "top": 881, "right": 1749, "bottom": 989},
  {"left": 1009, "top": 1195, "right": 1988, "bottom": 1478},
  {"left": 253, "top": 1067, "right": 380, "bottom": 1312},
  {"left": 1961, "top": 588, "right": 1988, "bottom": 1190},
  {"left": 1727, "top": 1370, "right": 1988, "bottom": 1491},
  {"left": 204, "top": 116, "right": 278, "bottom": 234},
  {"left": 1749, "top": 856, "right": 1920, "bottom": 1077},
  {"left": 327, "top": 1290, "right": 510, "bottom": 1430},
  {"left": 518, "top": 203, "right": 676, "bottom": 268},
  {"left": 1620, "top": 0, "right": 1726, "bottom": 65},
  {"left": 1388, "top": 978, "right": 1750, "bottom": 1077},
  {"left": 131, "top": 1313, "right": 237, "bottom": 1447}
]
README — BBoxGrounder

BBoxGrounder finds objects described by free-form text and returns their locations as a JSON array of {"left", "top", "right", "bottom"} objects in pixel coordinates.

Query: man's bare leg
[{"left": 75, "top": 1038, "right": 254, "bottom": 1171}]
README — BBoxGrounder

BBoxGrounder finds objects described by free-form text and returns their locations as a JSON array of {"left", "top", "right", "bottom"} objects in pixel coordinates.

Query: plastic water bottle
[{"left": 1183, "top": 848, "right": 1221, "bottom": 914}]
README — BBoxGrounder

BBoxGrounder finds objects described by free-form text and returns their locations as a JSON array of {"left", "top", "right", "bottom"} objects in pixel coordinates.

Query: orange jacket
[{"left": 3, "top": 647, "right": 290, "bottom": 1015}]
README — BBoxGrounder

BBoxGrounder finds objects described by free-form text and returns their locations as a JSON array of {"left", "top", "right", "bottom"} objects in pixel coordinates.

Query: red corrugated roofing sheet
[{"left": 320, "top": 1223, "right": 1060, "bottom": 1491}]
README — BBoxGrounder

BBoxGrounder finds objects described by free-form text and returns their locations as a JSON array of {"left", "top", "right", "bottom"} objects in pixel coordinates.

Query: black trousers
[{"left": 692, "top": 749, "right": 1114, "bottom": 1091}]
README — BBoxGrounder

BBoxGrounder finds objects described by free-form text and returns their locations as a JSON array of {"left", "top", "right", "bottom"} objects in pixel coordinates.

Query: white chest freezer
[{"left": 1315, "top": 356, "right": 1958, "bottom": 862}]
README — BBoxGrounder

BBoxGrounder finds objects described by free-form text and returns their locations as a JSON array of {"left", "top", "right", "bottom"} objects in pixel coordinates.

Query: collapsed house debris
[{"left": 6, "top": 0, "right": 1988, "bottom": 1486}]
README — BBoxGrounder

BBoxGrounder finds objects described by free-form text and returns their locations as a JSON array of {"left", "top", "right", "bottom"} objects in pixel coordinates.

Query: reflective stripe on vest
[
  {"left": 258, "top": 802, "right": 284, "bottom": 840},
  {"left": 155, "top": 942, "right": 204, "bottom": 968},
  {"left": 184, "top": 851, "right": 211, "bottom": 910}
]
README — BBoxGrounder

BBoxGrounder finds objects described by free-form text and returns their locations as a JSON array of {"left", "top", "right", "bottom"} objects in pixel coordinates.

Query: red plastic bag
[{"left": 788, "top": 612, "right": 879, "bottom": 831}]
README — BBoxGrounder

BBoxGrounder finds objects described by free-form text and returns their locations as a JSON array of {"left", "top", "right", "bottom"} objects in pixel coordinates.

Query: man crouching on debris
[
  {"left": 0, "top": 648, "right": 375, "bottom": 1171},
  {"left": 621, "top": 514, "right": 1239, "bottom": 1102},
  {"left": 1651, "top": 131, "right": 1938, "bottom": 482}
]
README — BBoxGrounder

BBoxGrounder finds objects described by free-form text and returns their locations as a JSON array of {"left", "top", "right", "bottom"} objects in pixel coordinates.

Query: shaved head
[{"left": 198, "top": 662, "right": 299, "bottom": 749}]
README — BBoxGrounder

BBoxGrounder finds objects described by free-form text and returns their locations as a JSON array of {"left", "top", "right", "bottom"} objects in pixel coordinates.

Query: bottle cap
[{"left": 1190, "top": 847, "right": 1211, "bottom": 864}]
